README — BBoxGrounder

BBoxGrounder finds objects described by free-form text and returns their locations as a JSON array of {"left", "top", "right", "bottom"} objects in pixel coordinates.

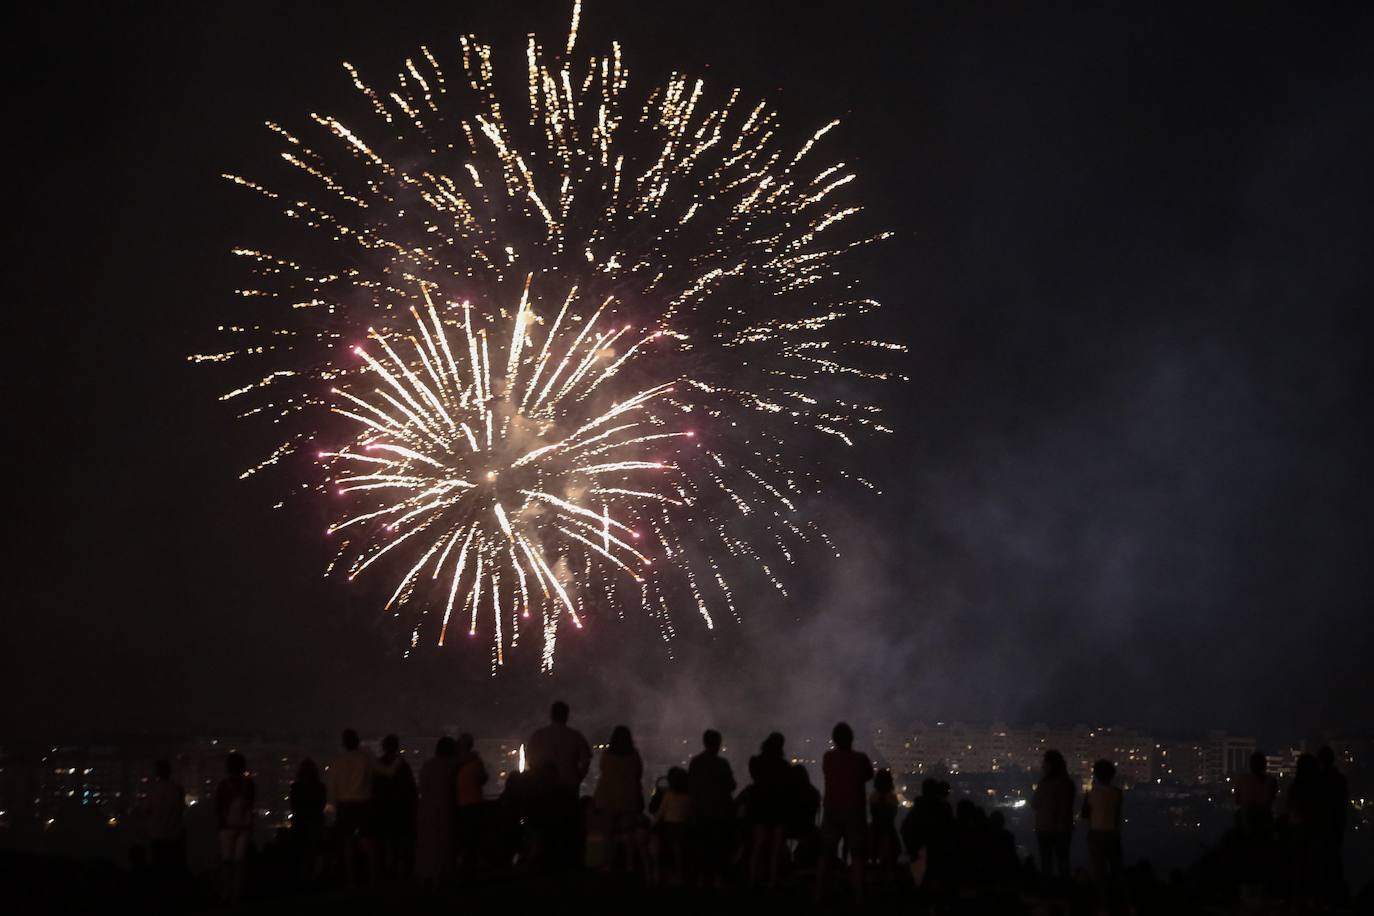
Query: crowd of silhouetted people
[
  {"left": 118, "top": 703, "right": 1359, "bottom": 912},
  {"left": 1216, "top": 746, "right": 1352, "bottom": 906}
]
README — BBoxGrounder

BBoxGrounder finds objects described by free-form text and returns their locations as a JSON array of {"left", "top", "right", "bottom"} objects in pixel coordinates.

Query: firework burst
[{"left": 196, "top": 1, "right": 904, "bottom": 670}]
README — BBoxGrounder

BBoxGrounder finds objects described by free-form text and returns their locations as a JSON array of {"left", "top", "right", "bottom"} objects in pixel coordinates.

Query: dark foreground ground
[{"left": 6, "top": 851, "right": 1371, "bottom": 915}]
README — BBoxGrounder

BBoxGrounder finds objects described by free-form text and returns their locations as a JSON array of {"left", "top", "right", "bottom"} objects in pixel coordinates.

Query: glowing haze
[{"left": 196, "top": 1, "right": 903, "bottom": 671}]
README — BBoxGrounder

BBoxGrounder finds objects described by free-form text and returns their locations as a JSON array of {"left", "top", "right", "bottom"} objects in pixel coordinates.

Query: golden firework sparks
[{"left": 197, "top": 1, "right": 904, "bottom": 671}]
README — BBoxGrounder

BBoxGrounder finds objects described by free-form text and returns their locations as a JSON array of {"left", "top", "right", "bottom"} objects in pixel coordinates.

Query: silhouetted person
[
  {"left": 688, "top": 728, "right": 736, "bottom": 887},
  {"left": 747, "top": 732, "right": 790, "bottom": 887},
  {"left": 1316, "top": 746, "right": 1348, "bottom": 902},
  {"left": 595, "top": 725, "right": 647, "bottom": 875},
  {"left": 527, "top": 700, "right": 592, "bottom": 869},
  {"left": 215, "top": 751, "right": 255, "bottom": 904},
  {"left": 652, "top": 766, "right": 691, "bottom": 885},
  {"left": 455, "top": 733, "right": 488, "bottom": 866},
  {"left": 787, "top": 763, "right": 822, "bottom": 869},
  {"left": 495, "top": 768, "right": 537, "bottom": 867},
  {"left": 1082, "top": 759, "right": 1124, "bottom": 910},
  {"left": 869, "top": 768, "right": 900, "bottom": 876},
  {"left": 1285, "top": 752, "right": 1326, "bottom": 899},
  {"left": 371, "top": 734, "right": 417, "bottom": 877},
  {"left": 953, "top": 798, "right": 986, "bottom": 891},
  {"left": 415, "top": 736, "right": 458, "bottom": 888},
  {"left": 817, "top": 721, "right": 873, "bottom": 898},
  {"left": 143, "top": 759, "right": 186, "bottom": 904},
  {"left": 902, "top": 778, "right": 953, "bottom": 890},
  {"left": 289, "top": 758, "right": 326, "bottom": 886},
  {"left": 328, "top": 728, "right": 375, "bottom": 884},
  {"left": 1233, "top": 749, "right": 1276, "bottom": 888},
  {"left": 1234, "top": 750, "right": 1278, "bottom": 828},
  {"left": 1032, "top": 749, "right": 1075, "bottom": 886},
  {"left": 984, "top": 810, "right": 1019, "bottom": 891}
]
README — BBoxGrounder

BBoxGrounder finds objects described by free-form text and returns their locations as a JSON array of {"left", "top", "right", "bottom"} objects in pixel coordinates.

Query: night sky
[{"left": 8, "top": 1, "right": 1373, "bottom": 741}]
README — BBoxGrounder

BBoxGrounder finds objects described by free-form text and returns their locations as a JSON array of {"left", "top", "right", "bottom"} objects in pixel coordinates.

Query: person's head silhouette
[
  {"left": 550, "top": 701, "right": 570, "bottom": 724},
  {"left": 381, "top": 734, "right": 399, "bottom": 759},
  {"left": 1092, "top": 759, "right": 1116, "bottom": 785},
  {"left": 831, "top": 722, "right": 854, "bottom": 750},
  {"left": 226, "top": 752, "right": 247, "bottom": 776},
  {"left": 703, "top": 729, "right": 722, "bottom": 752},
  {"left": 457, "top": 733, "right": 474, "bottom": 754},
  {"left": 874, "top": 768, "right": 894, "bottom": 794},
  {"left": 1249, "top": 751, "right": 1267, "bottom": 776},
  {"left": 761, "top": 732, "right": 785, "bottom": 757},
  {"left": 154, "top": 759, "right": 172, "bottom": 781},
  {"left": 1316, "top": 746, "right": 1336, "bottom": 769},
  {"left": 1042, "top": 749, "right": 1067, "bottom": 779},
  {"left": 342, "top": 729, "right": 360, "bottom": 751},
  {"left": 436, "top": 736, "right": 457, "bottom": 758},
  {"left": 609, "top": 725, "right": 635, "bottom": 754}
]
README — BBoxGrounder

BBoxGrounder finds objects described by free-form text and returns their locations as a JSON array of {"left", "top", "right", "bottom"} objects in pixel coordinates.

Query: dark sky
[{"left": 7, "top": 1, "right": 1373, "bottom": 742}]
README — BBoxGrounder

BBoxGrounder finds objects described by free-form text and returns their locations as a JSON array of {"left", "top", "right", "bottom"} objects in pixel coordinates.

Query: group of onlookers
[
  {"left": 131, "top": 706, "right": 1354, "bottom": 909},
  {"left": 1028, "top": 751, "right": 1125, "bottom": 907},
  {"left": 1028, "top": 742, "right": 1354, "bottom": 908},
  {"left": 1229, "top": 746, "right": 1350, "bottom": 904}
]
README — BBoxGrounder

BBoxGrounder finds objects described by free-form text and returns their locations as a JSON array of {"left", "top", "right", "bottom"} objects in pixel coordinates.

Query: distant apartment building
[
  {"left": 1265, "top": 746, "right": 1304, "bottom": 779},
  {"left": 875, "top": 721, "right": 1154, "bottom": 788},
  {"left": 1154, "top": 732, "right": 1256, "bottom": 786},
  {"left": 1064, "top": 726, "right": 1153, "bottom": 787}
]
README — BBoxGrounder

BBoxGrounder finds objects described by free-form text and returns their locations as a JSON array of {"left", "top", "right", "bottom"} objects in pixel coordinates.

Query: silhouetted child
[
  {"left": 868, "top": 768, "right": 900, "bottom": 877},
  {"left": 652, "top": 766, "right": 690, "bottom": 885}
]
